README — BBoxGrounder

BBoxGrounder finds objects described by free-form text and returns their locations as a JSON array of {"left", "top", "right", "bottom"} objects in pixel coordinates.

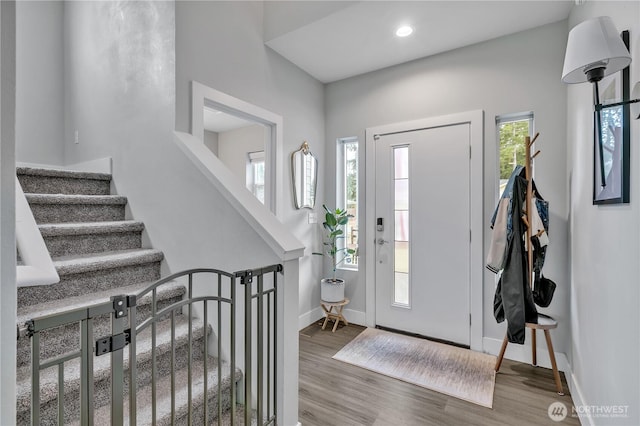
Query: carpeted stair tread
[
  {"left": 26, "top": 194, "right": 127, "bottom": 223},
  {"left": 18, "top": 250, "right": 162, "bottom": 309},
  {"left": 38, "top": 221, "right": 145, "bottom": 256},
  {"left": 52, "top": 249, "right": 164, "bottom": 276},
  {"left": 17, "top": 167, "right": 111, "bottom": 181},
  {"left": 215, "top": 405, "right": 260, "bottom": 426},
  {"left": 17, "top": 167, "right": 112, "bottom": 195},
  {"left": 16, "top": 315, "right": 208, "bottom": 410},
  {"left": 25, "top": 193, "right": 127, "bottom": 205},
  {"left": 16, "top": 280, "right": 184, "bottom": 339},
  {"left": 82, "top": 356, "right": 241, "bottom": 426},
  {"left": 38, "top": 220, "right": 144, "bottom": 237}
]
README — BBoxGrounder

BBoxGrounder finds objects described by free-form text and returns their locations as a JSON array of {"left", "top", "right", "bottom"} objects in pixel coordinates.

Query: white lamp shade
[{"left": 562, "top": 16, "right": 631, "bottom": 84}]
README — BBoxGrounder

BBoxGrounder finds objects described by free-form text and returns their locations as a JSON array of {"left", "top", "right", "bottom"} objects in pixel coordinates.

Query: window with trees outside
[
  {"left": 497, "top": 113, "right": 534, "bottom": 197},
  {"left": 337, "top": 137, "right": 358, "bottom": 269}
]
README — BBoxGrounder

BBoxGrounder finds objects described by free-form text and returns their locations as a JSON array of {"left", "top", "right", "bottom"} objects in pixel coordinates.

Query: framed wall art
[{"left": 593, "top": 30, "right": 630, "bottom": 205}]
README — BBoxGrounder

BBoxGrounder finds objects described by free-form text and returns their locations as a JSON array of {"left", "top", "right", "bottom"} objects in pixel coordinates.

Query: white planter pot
[{"left": 321, "top": 278, "right": 345, "bottom": 303}]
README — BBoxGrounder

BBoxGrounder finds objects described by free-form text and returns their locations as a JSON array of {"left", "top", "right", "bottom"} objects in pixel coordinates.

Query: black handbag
[
  {"left": 533, "top": 274, "right": 556, "bottom": 308},
  {"left": 529, "top": 234, "right": 556, "bottom": 308}
]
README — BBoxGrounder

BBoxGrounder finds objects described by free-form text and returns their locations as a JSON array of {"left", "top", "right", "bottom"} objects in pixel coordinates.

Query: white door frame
[
  {"left": 191, "top": 81, "right": 283, "bottom": 218},
  {"left": 365, "top": 110, "right": 484, "bottom": 351}
]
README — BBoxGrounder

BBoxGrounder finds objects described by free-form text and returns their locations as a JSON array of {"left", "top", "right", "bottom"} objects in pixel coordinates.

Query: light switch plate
[{"left": 308, "top": 212, "right": 317, "bottom": 224}]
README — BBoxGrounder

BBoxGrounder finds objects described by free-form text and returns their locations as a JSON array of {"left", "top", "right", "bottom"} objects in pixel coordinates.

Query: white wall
[
  {"left": 176, "top": 1, "right": 325, "bottom": 325},
  {"left": 176, "top": 4, "right": 324, "bottom": 424},
  {"left": 217, "top": 124, "right": 265, "bottom": 185},
  {"left": 62, "top": 0, "right": 279, "bottom": 274},
  {"left": 325, "top": 21, "right": 570, "bottom": 356},
  {"left": 0, "top": 2, "right": 16, "bottom": 423},
  {"left": 567, "top": 3, "right": 640, "bottom": 425},
  {"left": 16, "top": 0, "right": 64, "bottom": 165},
  {"left": 203, "top": 129, "right": 218, "bottom": 156}
]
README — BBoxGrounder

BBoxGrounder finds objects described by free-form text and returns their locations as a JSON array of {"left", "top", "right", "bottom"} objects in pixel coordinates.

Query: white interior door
[{"left": 374, "top": 124, "right": 471, "bottom": 346}]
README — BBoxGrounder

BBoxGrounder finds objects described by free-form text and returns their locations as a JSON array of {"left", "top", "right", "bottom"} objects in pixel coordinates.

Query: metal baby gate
[{"left": 26, "top": 264, "right": 282, "bottom": 425}]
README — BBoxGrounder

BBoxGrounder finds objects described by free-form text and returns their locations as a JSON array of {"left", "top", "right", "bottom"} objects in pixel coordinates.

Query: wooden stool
[
  {"left": 320, "top": 298, "right": 350, "bottom": 332},
  {"left": 495, "top": 314, "right": 564, "bottom": 395}
]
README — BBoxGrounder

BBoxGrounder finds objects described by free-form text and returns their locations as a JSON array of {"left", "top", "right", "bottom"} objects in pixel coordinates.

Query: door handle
[{"left": 377, "top": 238, "right": 390, "bottom": 245}]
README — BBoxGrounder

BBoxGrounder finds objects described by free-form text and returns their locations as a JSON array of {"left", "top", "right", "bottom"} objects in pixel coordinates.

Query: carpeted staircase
[{"left": 15, "top": 167, "right": 241, "bottom": 425}]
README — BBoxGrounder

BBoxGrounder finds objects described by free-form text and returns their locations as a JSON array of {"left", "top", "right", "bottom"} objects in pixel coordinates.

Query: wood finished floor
[{"left": 299, "top": 323, "right": 579, "bottom": 426}]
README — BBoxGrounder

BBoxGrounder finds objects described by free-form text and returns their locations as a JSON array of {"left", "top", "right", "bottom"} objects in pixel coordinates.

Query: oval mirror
[{"left": 291, "top": 141, "right": 318, "bottom": 209}]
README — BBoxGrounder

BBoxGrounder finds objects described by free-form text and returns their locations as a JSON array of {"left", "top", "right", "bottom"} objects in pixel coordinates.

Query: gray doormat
[{"left": 332, "top": 327, "right": 496, "bottom": 408}]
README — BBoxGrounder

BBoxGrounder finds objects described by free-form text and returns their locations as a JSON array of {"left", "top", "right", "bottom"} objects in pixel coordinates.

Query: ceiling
[
  {"left": 203, "top": 107, "right": 257, "bottom": 133},
  {"left": 265, "top": 1, "right": 574, "bottom": 83}
]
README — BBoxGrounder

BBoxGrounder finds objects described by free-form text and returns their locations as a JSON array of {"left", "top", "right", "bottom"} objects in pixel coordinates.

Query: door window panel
[
  {"left": 394, "top": 179, "right": 408, "bottom": 210},
  {"left": 394, "top": 146, "right": 409, "bottom": 179},
  {"left": 393, "top": 146, "right": 410, "bottom": 307},
  {"left": 394, "top": 242, "right": 409, "bottom": 273},
  {"left": 394, "top": 273, "right": 409, "bottom": 306}
]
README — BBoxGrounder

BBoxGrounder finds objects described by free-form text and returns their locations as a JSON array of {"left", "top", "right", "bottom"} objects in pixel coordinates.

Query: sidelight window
[
  {"left": 393, "top": 146, "right": 410, "bottom": 306},
  {"left": 336, "top": 137, "right": 359, "bottom": 269},
  {"left": 496, "top": 112, "right": 534, "bottom": 198}
]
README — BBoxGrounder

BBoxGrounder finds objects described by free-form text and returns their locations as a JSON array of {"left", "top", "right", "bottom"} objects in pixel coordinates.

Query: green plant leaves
[
  {"left": 325, "top": 212, "right": 337, "bottom": 227},
  {"left": 318, "top": 204, "right": 357, "bottom": 280}
]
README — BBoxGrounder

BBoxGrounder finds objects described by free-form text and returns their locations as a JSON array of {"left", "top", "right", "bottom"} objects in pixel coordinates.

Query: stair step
[
  {"left": 53, "top": 249, "right": 164, "bottom": 276},
  {"left": 85, "top": 356, "right": 242, "bottom": 426},
  {"left": 216, "top": 406, "right": 260, "bottom": 426},
  {"left": 25, "top": 194, "right": 127, "bottom": 224},
  {"left": 17, "top": 315, "right": 213, "bottom": 424},
  {"left": 17, "top": 167, "right": 112, "bottom": 195},
  {"left": 38, "top": 221, "right": 145, "bottom": 257},
  {"left": 16, "top": 280, "right": 185, "bottom": 368},
  {"left": 18, "top": 249, "right": 164, "bottom": 309}
]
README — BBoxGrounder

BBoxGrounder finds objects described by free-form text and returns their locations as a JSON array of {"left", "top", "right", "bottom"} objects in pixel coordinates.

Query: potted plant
[{"left": 314, "top": 205, "right": 356, "bottom": 302}]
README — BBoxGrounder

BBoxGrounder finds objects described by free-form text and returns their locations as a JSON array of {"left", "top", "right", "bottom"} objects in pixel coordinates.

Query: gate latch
[{"left": 95, "top": 329, "right": 131, "bottom": 356}]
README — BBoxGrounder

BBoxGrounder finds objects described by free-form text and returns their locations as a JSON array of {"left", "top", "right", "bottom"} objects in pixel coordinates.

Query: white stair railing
[{"left": 16, "top": 178, "right": 59, "bottom": 287}]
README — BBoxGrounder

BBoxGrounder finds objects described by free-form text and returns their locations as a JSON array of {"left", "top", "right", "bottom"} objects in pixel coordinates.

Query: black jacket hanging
[{"left": 493, "top": 175, "right": 538, "bottom": 344}]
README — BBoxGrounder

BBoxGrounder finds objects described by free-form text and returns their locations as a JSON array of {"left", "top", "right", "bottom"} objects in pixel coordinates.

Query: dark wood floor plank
[{"left": 299, "top": 322, "right": 579, "bottom": 426}]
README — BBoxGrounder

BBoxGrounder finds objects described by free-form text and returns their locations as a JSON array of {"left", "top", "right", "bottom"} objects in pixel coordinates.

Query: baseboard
[
  {"left": 66, "top": 157, "right": 112, "bottom": 174},
  {"left": 16, "top": 161, "right": 66, "bottom": 170},
  {"left": 298, "top": 307, "right": 323, "bottom": 330},
  {"left": 483, "top": 336, "right": 570, "bottom": 373},
  {"left": 342, "top": 308, "right": 366, "bottom": 326},
  {"left": 298, "top": 307, "right": 366, "bottom": 330},
  {"left": 16, "top": 157, "right": 112, "bottom": 174},
  {"left": 567, "top": 372, "right": 595, "bottom": 426}
]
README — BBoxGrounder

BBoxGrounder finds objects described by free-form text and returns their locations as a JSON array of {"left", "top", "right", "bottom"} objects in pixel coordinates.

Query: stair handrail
[{"left": 15, "top": 178, "right": 59, "bottom": 287}]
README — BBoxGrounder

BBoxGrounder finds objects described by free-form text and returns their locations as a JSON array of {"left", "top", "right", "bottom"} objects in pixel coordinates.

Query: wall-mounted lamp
[{"left": 562, "top": 16, "right": 640, "bottom": 187}]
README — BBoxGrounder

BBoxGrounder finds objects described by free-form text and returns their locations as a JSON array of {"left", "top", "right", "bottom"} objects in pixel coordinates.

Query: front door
[{"left": 374, "top": 123, "right": 471, "bottom": 346}]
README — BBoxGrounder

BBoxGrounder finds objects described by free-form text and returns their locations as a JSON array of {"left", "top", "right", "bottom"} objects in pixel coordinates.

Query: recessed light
[{"left": 396, "top": 25, "right": 413, "bottom": 37}]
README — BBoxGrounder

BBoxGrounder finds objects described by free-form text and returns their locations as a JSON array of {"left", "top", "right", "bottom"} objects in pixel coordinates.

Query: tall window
[
  {"left": 496, "top": 112, "right": 534, "bottom": 197},
  {"left": 337, "top": 138, "right": 358, "bottom": 269},
  {"left": 393, "top": 146, "right": 410, "bottom": 306},
  {"left": 247, "top": 151, "right": 265, "bottom": 204}
]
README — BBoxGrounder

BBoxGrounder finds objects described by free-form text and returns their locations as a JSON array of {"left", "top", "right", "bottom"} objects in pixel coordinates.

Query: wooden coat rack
[{"left": 494, "top": 133, "right": 565, "bottom": 395}]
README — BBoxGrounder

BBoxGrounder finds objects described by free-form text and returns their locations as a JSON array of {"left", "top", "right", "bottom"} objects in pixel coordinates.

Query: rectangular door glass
[{"left": 393, "top": 146, "right": 410, "bottom": 306}]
